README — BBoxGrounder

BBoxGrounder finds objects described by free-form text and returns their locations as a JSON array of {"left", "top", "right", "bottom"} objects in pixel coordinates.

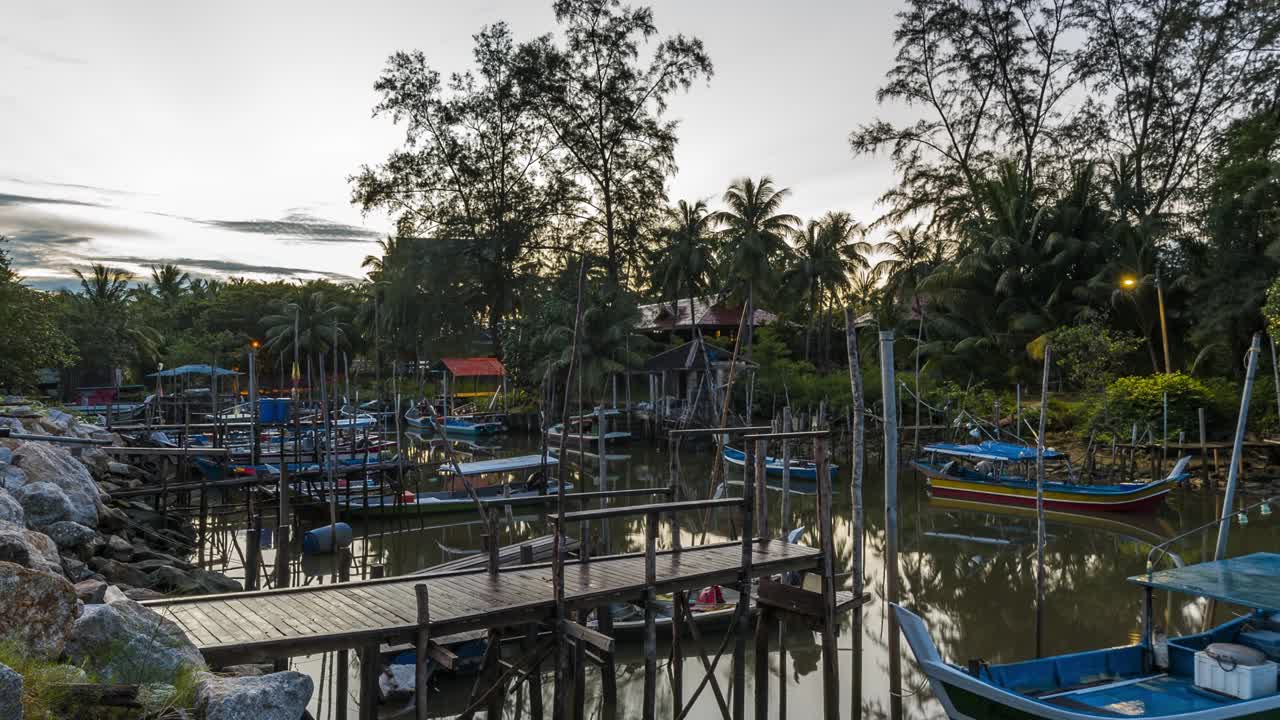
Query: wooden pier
[{"left": 143, "top": 539, "right": 819, "bottom": 665}]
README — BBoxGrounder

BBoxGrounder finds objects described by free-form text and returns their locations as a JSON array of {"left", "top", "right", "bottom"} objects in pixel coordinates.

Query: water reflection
[{"left": 215, "top": 429, "right": 1276, "bottom": 719}]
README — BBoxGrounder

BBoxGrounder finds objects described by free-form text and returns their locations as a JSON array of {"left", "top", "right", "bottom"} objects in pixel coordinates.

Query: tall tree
[
  {"left": 353, "top": 23, "right": 566, "bottom": 356},
  {"left": 713, "top": 176, "right": 799, "bottom": 362},
  {"left": 652, "top": 199, "right": 717, "bottom": 337},
  {"left": 518, "top": 0, "right": 713, "bottom": 288}
]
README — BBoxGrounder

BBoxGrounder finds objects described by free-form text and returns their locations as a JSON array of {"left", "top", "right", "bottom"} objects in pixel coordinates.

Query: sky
[{"left": 1, "top": 0, "right": 910, "bottom": 291}]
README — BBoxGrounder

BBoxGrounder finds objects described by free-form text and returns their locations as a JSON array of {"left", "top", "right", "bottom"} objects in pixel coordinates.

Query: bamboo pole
[
  {"left": 844, "top": 309, "right": 865, "bottom": 720},
  {"left": 1214, "top": 333, "right": 1261, "bottom": 561},
  {"left": 815, "top": 436, "right": 838, "bottom": 720},
  {"left": 781, "top": 407, "right": 793, "bottom": 534},
  {"left": 1035, "top": 345, "right": 1051, "bottom": 658},
  {"left": 878, "top": 331, "right": 901, "bottom": 719}
]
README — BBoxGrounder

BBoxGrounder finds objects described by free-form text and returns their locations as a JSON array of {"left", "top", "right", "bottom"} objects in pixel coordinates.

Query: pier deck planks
[{"left": 144, "top": 540, "right": 820, "bottom": 664}]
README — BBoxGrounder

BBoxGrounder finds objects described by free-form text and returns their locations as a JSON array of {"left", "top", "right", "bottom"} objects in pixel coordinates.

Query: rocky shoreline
[{"left": 0, "top": 403, "right": 314, "bottom": 719}]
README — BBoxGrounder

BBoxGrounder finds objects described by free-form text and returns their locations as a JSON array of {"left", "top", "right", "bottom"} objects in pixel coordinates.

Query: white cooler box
[{"left": 1195, "top": 650, "right": 1278, "bottom": 699}]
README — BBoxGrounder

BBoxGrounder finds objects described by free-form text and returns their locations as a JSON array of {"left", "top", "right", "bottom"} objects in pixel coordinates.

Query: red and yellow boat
[{"left": 912, "top": 441, "right": 1188, "bottom": 513}]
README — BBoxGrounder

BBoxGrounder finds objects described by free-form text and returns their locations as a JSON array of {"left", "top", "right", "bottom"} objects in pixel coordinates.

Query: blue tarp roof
[
  {"left": 147, "top": 364, "right": 241, "bottom": 378},
  {"left": 923, "top": 440, "right": 1062, "bottom": 462},
  {"left": 1129, "top": 553, "right": 1280, "bottom": 611}
]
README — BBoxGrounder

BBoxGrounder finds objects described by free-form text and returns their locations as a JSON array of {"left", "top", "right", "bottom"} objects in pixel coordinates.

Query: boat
[
  {"left": 430, "top": 413, "right": 506, "bottom": 436},
  {"left": 912, "top": 440, "right": 1188, "bottom": 513},
  {"left": 336, "top": 454, "right": 562, "bottom": 516},
  {"left": 404, "top": 404, "right": 432, "bottom": 429},
  {"left": 546, "top": 410, "right": 630, "bottom": 445},
  {"left": 722, "top": 445, "right": 839, "bottom": 481},
  {"left": 895, "top": 552, "right": 1280, "bottom": 719}
]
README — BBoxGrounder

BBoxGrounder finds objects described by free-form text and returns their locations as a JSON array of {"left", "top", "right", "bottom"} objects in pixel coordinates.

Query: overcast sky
[{"left": 1, "top": 0, "right": 910, "bottom": 290}]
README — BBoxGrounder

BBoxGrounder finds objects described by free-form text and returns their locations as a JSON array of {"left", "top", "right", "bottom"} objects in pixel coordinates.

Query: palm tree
[
  {"left": 69, "top": 264, "right": 162, "bottom": 372},
  {"left": 261, "top": 291, "right": 349, "bottom": 379},
  {"left": 874, "top": 223, "right": 936, "bottom": 298},
  {"left": 148, "top": 264, "right": 190, "bottom": 303},
  {"left": 712, "top": 176, "right": 799, "bottom": 359},
  {"left": 789, "top": 211, "right": 871, "bottom": 363},
  {"left": 654, "top": 199, "right": 717, "bottom": 339},
  {"left": 74, "top": 264, "right": 133, "bottom": 307}
]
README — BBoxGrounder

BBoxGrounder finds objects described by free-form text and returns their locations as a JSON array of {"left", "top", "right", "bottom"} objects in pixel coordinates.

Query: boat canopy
[
  {"left": 148, "top": 364, "right": 241, "bottom": 378},
  {"left": 1128, "top": 552, "right": 1280, "bottom": 611},
  {"left": 439, "top": 454, "right": 558, "bottom": 476},
  {"left": 922, "top": 440, "right": 1062, "bottom": 462}
]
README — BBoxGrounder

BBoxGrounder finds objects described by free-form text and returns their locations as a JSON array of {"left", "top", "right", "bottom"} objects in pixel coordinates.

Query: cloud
[
  {"left": 0, "top": 36, "right": 86, "bottom": 66},
  {"left": 1, "top": 228, "right": 93, "bottom": 267},
  {"left": 92, "top": 255, "right": 358, "bottom": 282},
  {"left": 202, "top": 212, "right": 379, "bottom": 244},
  {"left": 0, "top": 192, "right": 102, "bottom": 208}
]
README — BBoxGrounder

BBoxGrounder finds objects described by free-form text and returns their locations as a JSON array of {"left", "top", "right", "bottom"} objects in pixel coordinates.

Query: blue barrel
[{"left": 302, "top": 522, "right": 353, "bottom": 555}]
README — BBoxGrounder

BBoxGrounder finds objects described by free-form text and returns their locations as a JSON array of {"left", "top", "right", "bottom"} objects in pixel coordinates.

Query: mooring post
[
  {"left": 1215, "top": 333, "right": 1261, "bottom": 561},
  {"left": 1035, "top": 345, "right": 1052, "bottom": 658},
  {"left": 844, "top": 308, "right": 866, "bottom": 720},
  {"left": 754, "top": 604, "right": 772, "bottom": 720},
  {"left": 878, "top": 330, "right": 902, "bottom": 719},
  {"left": 1198, "top": 408, "right": 1209, "bottom": 487},
  {"left": 643, "top": 509, "right": 659, "bottom": 719},
  {"left": 245, "top": 511, "right": 261, "bottom": 591},
  {"left": 781, "top": 407, "right": 793, "bottom": 533},
  {"left": 335, "top": 555, "right": 351, "bottom": 720},
  {"left": 521, "top": 547, "right": 544, "bottom": 720},
  {"left": 487, "top": 508, "right": 500, "bottom": 576},
  {"left": 734, "top": 433, "right": 756, "bottom": 720},
  {"left": 358, "top": 643, "right": 380, "bottom": 720},
  {"left": 754, "top": 438, "right": 768, "bottom": 538},
  {"left": 815, "top": 436, "right": 839, "bottom": 720}
]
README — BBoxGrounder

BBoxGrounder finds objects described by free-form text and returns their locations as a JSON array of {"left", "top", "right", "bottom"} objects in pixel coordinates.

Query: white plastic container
[{"left": 1195, "top": 651, "right": 1278, "bottom": 699}]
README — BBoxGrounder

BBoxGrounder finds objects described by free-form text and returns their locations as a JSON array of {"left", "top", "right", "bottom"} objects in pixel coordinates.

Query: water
[{"left": 202, "top": 429, "right": 1278, "bottom": 719}]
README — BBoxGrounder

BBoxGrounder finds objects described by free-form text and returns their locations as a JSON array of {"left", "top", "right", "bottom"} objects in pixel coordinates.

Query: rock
[
  {"left": 194, "top": 671, "right": 313, "bottom": 720},
  {"left": 131, "top": 545, "right": 192, "bottom": 568},
  {"left": 0, "top": 522, "right": 62, "bottom": 575},
  {"left": 61, "top": 555, "right": 93, "bottom": 582},
  {"left": 88, "top": 557, "right": 150, "bottom": 588},
  {"left": 0, "top": 662, "right": 20, "bottom": 720},
  {"left": 0, "top": 465, "right": 26, "bottom": 492},
  {"left": 0, "top": 488, "right": 23, "bottom": 525},
  {"left": 45, "top": 520, "right": 95, "bottom": 550},
  {"left": 148, "top": 565, "right": 191, "bottom": 592},
  {"left": 107, "top": 461, "right": 133, "bottom": 477},
  {"left": 123, "top": 587, "right": 166, "bottom": 601},
  {"left": 222, "top": 664, "right": 271, "bottom": 677},
  {"left": 106, "top": 534, "right": 134, "bottom": 561},
  {"left": 0, "top": 561, "right": 79, "bottom": 658},
  {"left": 26, "top": 664, "right": 87, "bottom": 685},
  {"left": 0, "top": 447, "right": 11, "bottom": 465},
  {"left": 14, "top": 482, "right": 72, "bottom": 528},
  {"left": 11, "top": 442, "right": 99, "bottom": 526},
  {"left": 75, "top": 579, "right": 108, "bottom": 604},
  {"left": 98, "top": 505, "right": 128, "bottom": 532},
  {"left": 103, "top": 584, "right": 128, "bottom": 603},
  {"left": 139, "top": 683, "right": 176, "bottom": 714},
  {"left": 65, "top": 599, "right": 205, "bottom": 684},
  {"left": 179, "top": 568, "right": 242, "bottom": 595}
]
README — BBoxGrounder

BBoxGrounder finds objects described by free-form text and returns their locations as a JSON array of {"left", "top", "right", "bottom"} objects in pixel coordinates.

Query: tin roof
[
  {"left": 1129, "top": 553, "right": 1280, "bottom": 611},
  {"left": 441, "top": 357, "right": 505, "bottom": 377},
  {"left": 636, "top": 296, "right": 778, "bottom": 332}
]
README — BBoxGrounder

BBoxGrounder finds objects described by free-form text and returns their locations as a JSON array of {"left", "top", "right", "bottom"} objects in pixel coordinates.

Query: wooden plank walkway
[{"left": 144, "top": 539, "right": 821, "bottom": 665}]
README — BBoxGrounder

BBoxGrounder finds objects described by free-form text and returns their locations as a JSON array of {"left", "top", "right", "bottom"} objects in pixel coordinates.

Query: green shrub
[{"left": 1094, "top": 373, "right": 1212, "bottom": 440}]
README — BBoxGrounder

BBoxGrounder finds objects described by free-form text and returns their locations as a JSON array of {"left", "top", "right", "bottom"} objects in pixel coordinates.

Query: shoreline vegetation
[{"left": 1, "top": 0, "right": 1278, "bottom": 717}]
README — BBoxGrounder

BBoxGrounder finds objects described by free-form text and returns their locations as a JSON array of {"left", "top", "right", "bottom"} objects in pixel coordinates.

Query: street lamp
[{"left": 1119, "top": 271, "right": 1171, "bottom": 374}]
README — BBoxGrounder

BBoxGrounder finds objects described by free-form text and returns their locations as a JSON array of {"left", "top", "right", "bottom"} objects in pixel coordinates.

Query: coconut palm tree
[
  {"left": 874, "top": 223, "right": 936, "bottom": 298},
  {"left": 148, "top": 264, "right": 190, "bottom": 303},
  {"left": 653, "top": 199, "right": 718, "bottom": 338},
  {"left": 712, "top": 176, "right": 799, "bottom": 357},
  {"left": 74, "top": 264, "right": 133, "bottom": 307},
  {"left": 261, "top": 291, "right": 349, "bottom": 375}
]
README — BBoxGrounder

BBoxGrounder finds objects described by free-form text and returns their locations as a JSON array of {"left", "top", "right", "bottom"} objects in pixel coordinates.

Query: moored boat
[
  {"left": 722, "top": 445, "right": 839, "bottom": 481},
  {"left": 913, "top": 441, "right": 1188, "bottom": 513},
  {"left": 895, "top": 552, "right": 1280, "bottom": 719}
]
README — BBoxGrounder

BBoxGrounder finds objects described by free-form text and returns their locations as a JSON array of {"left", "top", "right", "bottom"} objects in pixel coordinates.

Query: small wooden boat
[
  {"left": 338, "top": 454, "right": 561, "bottom": 516},
  {"left": 722, "top": 446, "right": 838, "bottom": 480},
  {"left": 912, "top": 441, "right": 1188, "bottom": 513},
  {"left": 546, "top": 410, "right": 631, "bottom": 445},
  {"left": 430, "top": 413, "right": 506, "bottom": 436},
  {"left": 404, "top": 404, "right": 432, "bottom": 429},
  {"left": 895, "top": 552, "right": 1280, "bottom": 719}
]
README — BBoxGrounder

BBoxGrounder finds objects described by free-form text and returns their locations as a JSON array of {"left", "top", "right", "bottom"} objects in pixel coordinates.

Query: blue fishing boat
[
  {"left": 896, "top": 552, "right": 1280, "bottom": 719},
  {"left": 429, "top": 413, "right": 506, "bottom": 436},
  {"left": 722, "top": 446, "right": 838, "bottom": 481}
]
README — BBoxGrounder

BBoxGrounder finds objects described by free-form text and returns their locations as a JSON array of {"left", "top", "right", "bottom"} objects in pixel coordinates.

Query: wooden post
[
  {"left": 734, "top": 434, "right": 756, "bottom": 720},
  {"left": 754, "top": 606, "right": 772, "bottom": 720},
  {"left": 1035, "top": 345, "right": 1051, "bottom": 658},
  {"left": 334, "top": 555, "right": 350, "bottom": 720},
  {"left": 1198, "top": 408, "right": 1209, "bottom": 486},
  {"left": 781, "top": 407, "right": 793, "bottom": 533},
  {"left": 643, "top": 510, "right": 659, "bottom": 720},
  {"left": 520, "top": 545, "right": 544, "bottom": 720},
  {"left": 245, "top": 512, "right": 261, "bottom": 591},
  {"left": 486, "top": 508, "right": 500, "bottom": 576},
  {"left": 815, "top": 437, "right": 838, "bottom": 720},
  {"left": 358, "top": 644, "right": 380, "bottom": 720},
  {"left": 878, "top": 330, "right": 902, "bottom": 719},
  {"left": 754, "top": 438, "right": 768, "bottom": 538},
  {"left": 1215, "top": 333, "right": 1261, "bottom": 561},
  {"left": 1015, "top": 384, "right": 1022, "bottom": 442},
  {"left": 844, "top": 309, "right": 865, "bottom": 720},
  {"left": 415, "top": 584, "right": 430, "bottom": 720},
  {"left": 671, "top": 585, "right": 685, "bottom": 716}
]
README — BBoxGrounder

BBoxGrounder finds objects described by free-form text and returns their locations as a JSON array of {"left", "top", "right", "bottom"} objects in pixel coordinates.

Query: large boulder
[
  {"left": 194, "top": 671, "right": 313, "bottom": 720},
  {"left": 0, "top": 521, "right": 63, "bottom": 575},
  {"left": 44, "top": 520, "right": 95, "bottom": 551},
  {"left": 0, "top": 662, "right": 20, "bottom": 720},
  {"left": 0, "top": 464, "right": 27, "bottom": 492},
  {"left": 64, "top": 599, "right": 205, "bottom": 684},
  {"left": 14, "top": 482, "right": 72, "bottom": 528},
  {"left": 88, "top": 557, "right": 150, "bottom": 588},
  {"left": 11, "top": 442, "right": 99, "bottom": 526},
  {"left": 0, "top": 561, "right": 79, "bottom": 658},
  {"left": 0, "top": 488, "right": 23, "bottom": 525}
]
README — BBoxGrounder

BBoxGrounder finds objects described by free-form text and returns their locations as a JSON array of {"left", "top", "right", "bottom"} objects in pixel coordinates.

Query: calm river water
[{"left": 209, "top": 427, "right": 1278, "bottom": 719}]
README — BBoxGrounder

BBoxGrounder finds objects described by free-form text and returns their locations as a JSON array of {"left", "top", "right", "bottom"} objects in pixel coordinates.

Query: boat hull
[
  {"left": 723, "top": 447, "right": 838, "bottom": 480},
  {"left": 915, "top": 462, "right": 1172, "bottom": 513}
]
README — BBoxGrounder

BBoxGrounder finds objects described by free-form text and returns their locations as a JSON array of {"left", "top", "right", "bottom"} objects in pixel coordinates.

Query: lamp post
[
  {"left": 249, "top": 340, "right": 261, "bottom": 465},
  {"left": 1120, "top": 273, "right": 1171, "bottom": 374}
]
